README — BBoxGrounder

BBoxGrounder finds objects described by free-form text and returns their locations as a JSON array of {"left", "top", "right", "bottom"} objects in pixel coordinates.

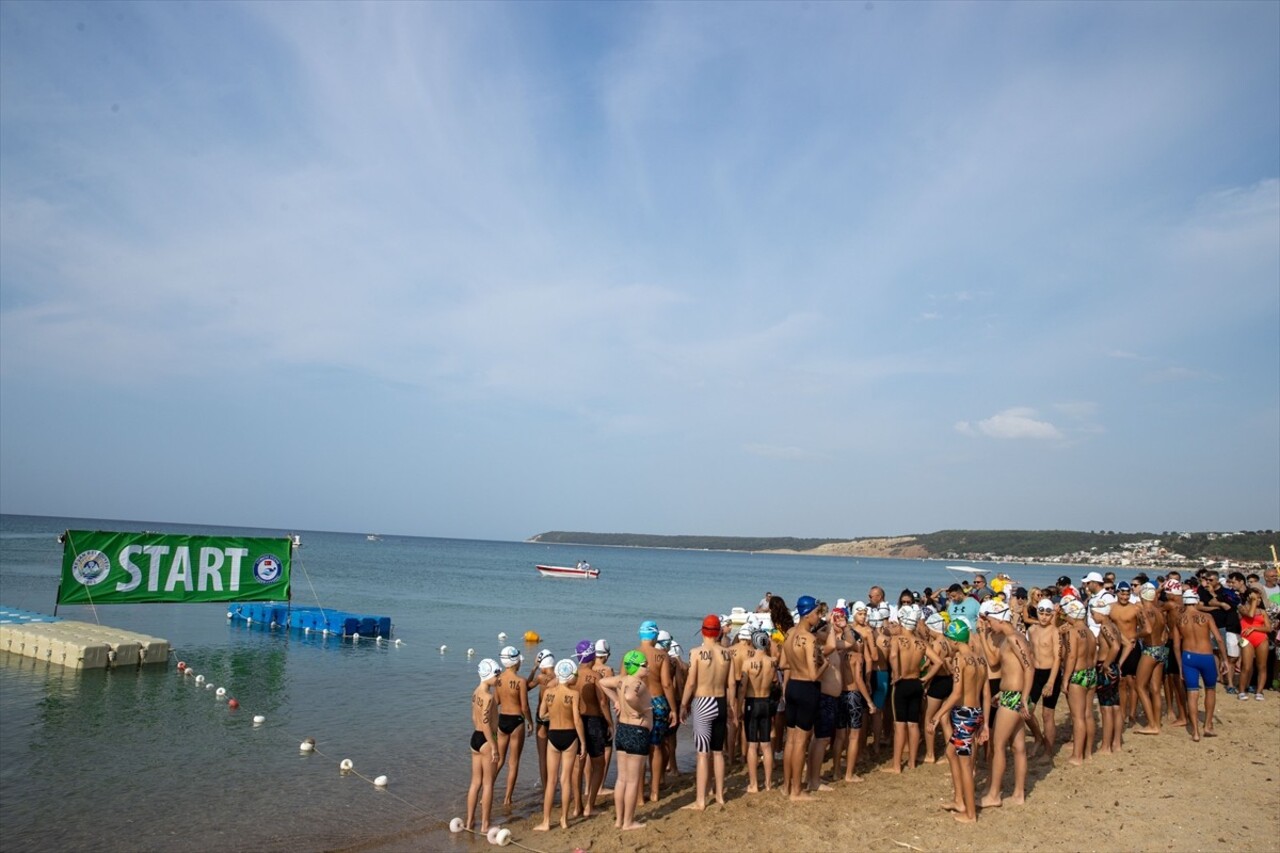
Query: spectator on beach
[
  {"left": 970, "top": 574, "right": 993, "bottom": 601},
  {"left": 868, "top": 585, "right": 898, "bottom": 622},
  {"left": 947, "top": 584, "right": 979, "bottom": 630},
  {"left": 1199, "top": 571, "right": 1241, "bottom": 692},
  {"left": 756, "top": 592, "right": 772, "bottom": 613},
  {"left": 1238, "top": 589, "right": 1274, "bottom": 698}
]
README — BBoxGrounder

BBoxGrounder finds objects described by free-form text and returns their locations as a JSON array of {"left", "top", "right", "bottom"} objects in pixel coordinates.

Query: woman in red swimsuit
[{"left": 1238, "top": 589, "right": 1273, "bottom": 700}]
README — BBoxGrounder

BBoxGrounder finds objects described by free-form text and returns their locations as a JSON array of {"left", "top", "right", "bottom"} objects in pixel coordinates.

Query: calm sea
[{"left": 0, "top": 514, "right": 1065, "bottom": 851}]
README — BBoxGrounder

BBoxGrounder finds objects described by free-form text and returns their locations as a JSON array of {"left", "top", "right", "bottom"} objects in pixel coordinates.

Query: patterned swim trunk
[
  {"left": 1069, "top": 667, "right": 1099, "bottom": 689},
  {"left": 950, "top": 706, "right": 983, "bottom": 757},
  {"left": 650, "top": 695, "right": 671, "bottom": 745},
  {"left": 836, "top": 690, "right": 866, "bottom": 731},
  {"left": 996, "top": 689, "right": 1024, "bottom": 713},
  {"left": 615, "top": 722, "right": 651, "bottom": 756},
  {"left": 1142, "top": 644, "right": 1169, "bottom": 667}
]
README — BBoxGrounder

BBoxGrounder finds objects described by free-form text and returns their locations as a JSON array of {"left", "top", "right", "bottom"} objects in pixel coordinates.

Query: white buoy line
[
  {"left": 447, "top": 818, "right": 549, "bottom": 851},
  {"left": 176, "top": 653, "right": 543, "bottom": 850}
]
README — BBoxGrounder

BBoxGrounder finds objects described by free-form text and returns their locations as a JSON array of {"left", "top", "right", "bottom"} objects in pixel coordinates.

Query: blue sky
[{"left": 2, "top": 1, "right": 1277, "bottom": 541}]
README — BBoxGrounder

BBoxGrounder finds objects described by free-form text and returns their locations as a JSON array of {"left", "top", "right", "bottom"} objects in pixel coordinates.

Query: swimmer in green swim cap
[{"left": 596, "top": 650, "right": 653, "bottom": 831}]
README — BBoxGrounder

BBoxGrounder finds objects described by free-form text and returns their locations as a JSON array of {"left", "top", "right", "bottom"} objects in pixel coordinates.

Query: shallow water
[{"left": 0, "top": 514, "right": 1062, "bottom": 851}]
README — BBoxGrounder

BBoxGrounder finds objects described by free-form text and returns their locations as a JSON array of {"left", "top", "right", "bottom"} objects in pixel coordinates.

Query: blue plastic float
[{"left": 227, "top": 602, "right": 392, "bottom": 639}]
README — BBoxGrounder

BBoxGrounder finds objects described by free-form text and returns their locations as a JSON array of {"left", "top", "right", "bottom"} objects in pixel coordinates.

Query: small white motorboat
[{"left": 536, "top": 564, "right": 600, "bottom": 579}]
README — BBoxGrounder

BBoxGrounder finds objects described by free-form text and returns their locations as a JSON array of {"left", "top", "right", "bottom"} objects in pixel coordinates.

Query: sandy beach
[{"left": 491, "top": 694, "right": 1279, "bottom": 853}]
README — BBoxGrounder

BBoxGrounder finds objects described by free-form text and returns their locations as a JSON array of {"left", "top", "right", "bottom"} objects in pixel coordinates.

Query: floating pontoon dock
[{"left": 0, "top": 606, "right": 171, "bottom": 670}]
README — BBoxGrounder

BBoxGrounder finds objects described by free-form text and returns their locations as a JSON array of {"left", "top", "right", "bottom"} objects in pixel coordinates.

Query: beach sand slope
[{"left": 499, "top": 697, "right": 1279, "bottom": 853}]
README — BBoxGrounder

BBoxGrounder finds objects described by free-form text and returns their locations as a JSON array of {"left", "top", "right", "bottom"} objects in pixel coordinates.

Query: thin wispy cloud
[{"left": 1, "top": 1, "right": 1276, "bottom": 538}]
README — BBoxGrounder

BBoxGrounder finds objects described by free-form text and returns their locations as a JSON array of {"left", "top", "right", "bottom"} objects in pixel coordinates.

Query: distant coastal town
[
  {"left": 931, "top": 534, "right": 1272, "bottom": 571},
  {"left": 530, "top": 529, "right": 1279, "bottom": 572}
]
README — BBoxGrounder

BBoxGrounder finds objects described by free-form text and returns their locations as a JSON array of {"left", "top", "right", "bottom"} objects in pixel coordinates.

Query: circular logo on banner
[
  {"left": 253, "top": 554, "right": 282, "bottom": 584},
  {"left": 71, "top": 550, "right": 111, "bottom": 587}
]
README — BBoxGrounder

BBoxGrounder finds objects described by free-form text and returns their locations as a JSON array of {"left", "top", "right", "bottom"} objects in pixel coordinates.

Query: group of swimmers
[{"left": 463, "top": 567, "right": 1279, "bottom": 833}]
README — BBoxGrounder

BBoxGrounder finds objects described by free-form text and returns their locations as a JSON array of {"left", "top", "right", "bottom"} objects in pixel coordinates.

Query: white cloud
[{"left": 956, "top": 407, "right": 1064, "bottom": 441}]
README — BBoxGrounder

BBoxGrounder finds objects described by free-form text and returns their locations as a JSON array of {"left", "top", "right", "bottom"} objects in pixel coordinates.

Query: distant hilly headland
[{"left": 529, "top": 529, "right": 1278, "bottom": 566}]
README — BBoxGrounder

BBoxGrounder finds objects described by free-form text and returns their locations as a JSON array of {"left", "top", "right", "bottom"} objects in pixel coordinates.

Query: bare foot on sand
[
  {"left": 533, "top": 822, "right": 550, "bottom": 832},
  {"left": 954, "top": 813, "right": 977, "bottom": 824},
  {"left": 1133, "top": 727, "right": 1160, "bottom": 735},
  {"left": 680, "top": 802, "right": 706, "bottom": 811},
  {"left": 790, "top": 792, "right": 815, "bottom": 802},
  {"left": 980, "top": 795, "right": 1002, "bottom": 808},
  {"left": 622, "top": 821, "right": 646, "bottom": 830}
]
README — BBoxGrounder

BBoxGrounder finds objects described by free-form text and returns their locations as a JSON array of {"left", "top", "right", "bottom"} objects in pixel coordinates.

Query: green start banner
[{"left": 58, "top": 530, "right": 291, "bottom": 605}]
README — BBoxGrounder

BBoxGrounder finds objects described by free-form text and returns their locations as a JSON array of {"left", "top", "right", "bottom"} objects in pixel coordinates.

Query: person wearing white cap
[
  {"left": 1061, "top": 599, "right": 1099, "bottom": 765},
  {"left": 527, "top": 649, "right": 557, "bottom": 790},
  {"left": 726, "top": 623, "right": 754, "bottom": 765},
  {"left": 591, "top": 640, "right": 617, "bottom": 798},
  {"left": 494, "top": 646, "right": 533, "bottom": 806},
  {"left": 978, "top": 599, "right": 1041, "bottom": 808},
  {"left": 1172, "top": 587, "right": 1227, "bottom": 742},
  {"left": 1027, "top": 599, "right": 1063, "bottom": 758},
  {"left": 666, "top": 641, "right": 688, "bottom": 779},
  {"left": 884, "top": 606, "right": 943, "bottom": 774},
  {"left": 1090, "top": 593, "right": 1124, "bottom": 754},
  {"left": 534, "top": 660, "right": 586, "bottom": 832},
  {"left": 466, "top": 659, "right": 501, "bottom": 835},
  {"left": 1133, "top": 585, "right": 1171, "bottom": 737}
]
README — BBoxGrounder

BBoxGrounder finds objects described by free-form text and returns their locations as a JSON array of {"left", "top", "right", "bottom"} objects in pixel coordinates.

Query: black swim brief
[{"left": 785, "top": 679, "right": 821, "bottom": 732}]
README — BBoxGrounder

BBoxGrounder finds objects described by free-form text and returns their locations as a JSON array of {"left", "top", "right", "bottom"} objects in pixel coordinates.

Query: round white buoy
[
  {"left": 487, "top": 827, "right": 502, "bottom": 844},
  {"left": 253, "top": 715, "right": 266, "bottom": 725},
  {"left": 195, "top": 675, "right": 205, "bottom": 684},
  {"left": 322, "top": 629, "right": 330, "bottom": 637},
  {"left": 304, "top": 627, "right": 310, "bottom": 634},
  {"left": 352, "top": 633, "right": 360, "bottom": 643},
  {"left": 497, "top": 632, "right": 507, "bottom": 641},
  {"left": 226, "top": 612, "right": 233, "bottom": 619},
  {"left": 449, "top": 818, "right": 465, "bottom": 834},
  {"left": 394, "top": 639, "right": 403, "bottom": 646},
  {"left": 374, "top": 775, "right": 387, "bottom": 787},
  {"left": 340, "top": 758, "right": 354, "bottom": 772},
  {"left": 375, "top": 636, "right": 383, "bottom": 644},
  {"left": 300, "top": 741, "right": 314, "bottom": 753},
  {"left": 494, "top": 828, "right": 512, "bottom": 846},
  {"left": 246, "top": 617, "right": 252, "bottom": 624},
  {"left": 467, "top": 648, "right": 475, "bottom": 656},
  {"left": 439, "top": 645, "right": 447, "bottom": 653},
  {"left": 205, "top": 683, "right": 215, "bottom": 690},
  {"left": 216, "top": 687, "right": 226, "bottom": 697},
  {"left": 270, "top": 621, "right": 278, "bottom": 629}
]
